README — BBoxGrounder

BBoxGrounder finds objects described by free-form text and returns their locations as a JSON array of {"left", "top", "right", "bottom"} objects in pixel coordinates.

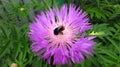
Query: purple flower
[{"left": 29, "top": 4, "right": 96, "bottom": 65}]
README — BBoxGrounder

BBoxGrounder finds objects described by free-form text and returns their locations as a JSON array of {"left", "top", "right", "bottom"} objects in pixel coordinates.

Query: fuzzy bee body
[{"left": 54, "top": 26, "right": 65, "bottom": 35}]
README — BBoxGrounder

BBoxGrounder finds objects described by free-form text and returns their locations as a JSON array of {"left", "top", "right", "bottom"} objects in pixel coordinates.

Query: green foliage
[
  {"left": 0, "top": 23, "right": 33, "bottom": 67},
  {"left": 0, "top": 0, "right": 120, "bottom": 67},
  {"left": 93, "top": 23, "right": 120, "bottom": 67},
  {"left": 77, "top": 0, "right": 120, "bottom": 23}
]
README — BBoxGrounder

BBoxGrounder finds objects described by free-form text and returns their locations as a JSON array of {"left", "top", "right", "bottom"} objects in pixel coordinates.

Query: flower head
[
  {"left": 10, "top": 63, "right": 18, "bottom": 67},
  {"left": 20, "top": 7, "right": 25, "bottom": 11},
  {"left": 29, "top": 4, "right": 96, "bottom": 65}
]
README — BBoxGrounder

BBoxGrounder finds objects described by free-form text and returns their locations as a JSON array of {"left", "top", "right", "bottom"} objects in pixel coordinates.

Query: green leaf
[
  {"left": 97, "top": 48, "right": 118, "bottom": 60},
  {"left": 0, "top": 40, "right": 12, "bottom": 59},
  {"left": 0, "top": 24, "right": 10, "bottom": 39},
  {"left": 14, "top": 43, "right": 21, "bottom": 59},
  {"left": 89, "top": 57, "right": 101, "bottom": 67},
  {"left": 106, "top": 37, "right": 120, "bottom": 52},
  {"left": 12, "top": 25, "right": 20, "bottom": 40},
  {"left": 85, "top": 7, "right": 107, "bottom": 20},
  {"left": 99, "top": 55, "right": 117, "bottom": 64}
]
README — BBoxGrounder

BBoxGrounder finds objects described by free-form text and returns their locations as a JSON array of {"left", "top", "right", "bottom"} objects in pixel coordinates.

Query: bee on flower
[{"left": 29, "top": 4, "right": 96, "bottom": 65}]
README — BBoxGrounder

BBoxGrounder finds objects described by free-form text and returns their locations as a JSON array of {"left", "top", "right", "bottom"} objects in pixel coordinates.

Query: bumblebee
[{"left": 54, "top": 26, "right": 65, "bottom": 35}]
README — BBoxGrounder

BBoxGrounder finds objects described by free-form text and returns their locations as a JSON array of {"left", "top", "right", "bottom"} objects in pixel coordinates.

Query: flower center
[{"left": 53, "top": 26, "right": 65, "bottom": 35}]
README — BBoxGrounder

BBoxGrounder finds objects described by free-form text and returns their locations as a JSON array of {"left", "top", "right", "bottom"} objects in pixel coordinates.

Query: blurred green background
[{"left": 0, "top": 0, "right": 120, "bottom": 67}]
